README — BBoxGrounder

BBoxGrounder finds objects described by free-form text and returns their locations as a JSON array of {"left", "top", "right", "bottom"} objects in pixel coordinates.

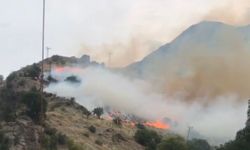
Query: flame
[
  {"left": 144, "top": 120, "right": 170, "bottom": 129},
  {"left": 54, "top": 66, "right": 82, "bottom": 73}
]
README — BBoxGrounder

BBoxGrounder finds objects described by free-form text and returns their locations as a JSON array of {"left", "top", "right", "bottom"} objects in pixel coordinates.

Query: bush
[
  {"left": 18, "top": 79, "right": 26, "bottom": 87},
  {"left": 85, "top": 110, "right": 91, "bottom": 119},
  {"left": 92, "top": 107, "right": 104, "bottom": 119},
  {"left": 65, "top": 75, "right": 80, "bottom": 83},
  {"left": 67, "top": 139, "right": 84, "bottom": 150},
  {"left": 217, "top": 126, "right": 250, "bottom": 150},
  {"left": 47, "top": 75, "right": 58, "bottom": 83},
  {"left": 113, "top": 117, "right": 122, "bottom": 126},
  {"left": 95, "top": 139, "right": 103, "bottom": 146},
  {"left": 88, "top": 125, "right": 96, "bottom": 133},
  {"left": 0, "top": 131, "right": 10, "bottom": 150},
  {"left": 134, "top": 128, "right": 162, "bottom": 150},
  {"left": 157, "top": 136, "right": 188, "bottom": 150},
  {"left": 22, "top": 90, "right": 47, "bottom": 123},
  {"left": 187, "top": 139, "right": 211, "bottom": 150},
  {"left": 24, "top": 64, "right": 41, "bottom": 79},
  {"left": 136, "top": 123, "right": 146, "bottom": 129},
  {"left": 1, "top": 105, "right": 16, "bottom": 122},
  {"left": 0, "top": 88, "right": 17, "bottom": 122},
  {"left": 42, "top": 134, "right": 58, "bottom": 150},
  {"left": 57, "top": 133, "right": 68, "bottom": 145},
  {"left": 6, "top": 72, "right": 17, "bottom": 88},
  {"left": 112, "top": 133, "right": 126, "bottom": 143}
]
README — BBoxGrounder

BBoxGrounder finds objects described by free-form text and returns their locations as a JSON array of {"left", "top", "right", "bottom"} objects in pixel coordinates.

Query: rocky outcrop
[{"left": 1, "top": 117, "right": 43, "bottom": 150}]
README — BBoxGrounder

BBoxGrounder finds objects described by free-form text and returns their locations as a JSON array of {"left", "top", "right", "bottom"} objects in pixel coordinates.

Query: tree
[
  {"left": 92, "top": 107, "right": 104, "bottom": 119},
  {"left": 187, "top": 139, "right": 211, "bottom": 150},
  {"left": 134, "top": 128, "right": 162, "bottom": 150},
  {"left": 157, "top": 136, "right": 188, "bottom": 150},
  {"left": 216, "top": 126, "right": 250, "bottom": 150}
]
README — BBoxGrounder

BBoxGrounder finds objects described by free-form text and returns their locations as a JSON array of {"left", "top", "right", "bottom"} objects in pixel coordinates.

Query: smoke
[
  {"left": 204, "top": 0, "right": 250, "bottom": 25},
  {"left": 76, "top": 0, "right": 250, "bottom": 69},
  {"left": 79, "top": 35, "right": 161, "bottom": 68},
  {"left": 45, "top": 66, "right": 247, "bottom": 144},
  {"left": 129, "top": 26, "right": 250, "bottom": 102}
]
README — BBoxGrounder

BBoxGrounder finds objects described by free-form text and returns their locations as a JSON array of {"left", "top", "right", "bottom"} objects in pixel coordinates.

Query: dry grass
[{"left": 46, "top": 100, "right": 144, "bottom": 150}]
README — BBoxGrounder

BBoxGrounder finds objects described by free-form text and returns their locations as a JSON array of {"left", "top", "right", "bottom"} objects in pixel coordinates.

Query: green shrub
[
  {"left": 95, "top": 139, "right": 103, "bottom": 146},
  {"left": 187, "top": 139, "right": 211, "bottom": 150},
  {"left": 18, "top": 79, "right": 26, "bottom": 87},
  {"left": 88, "top": 126, "right": 96, "bottom": 133},
  {"left": 113, "top": 117, "right": 122, "bottom": 126},
  {"left": 65, "top": 76, "right": 80, "bottom": 83},
  {"left": 0, "top": 88, "right": 17, "bottom": 122},
  {"left": 67, "top": 139, "right": 84, "bottom": 150},
  {"left": 24, "top": 64, "right": 41, "bottom": 79},
  {"left": 134, "top": 128, "right": 162, "bottom": 150},
  {"left": 6, "top": 72, "right": 17, "bottom": 88},
  {"left": 22, "top": 91, "right": 47, "bottom": 123},
  {"left": 217, "top": 126, "right": 250, "bottom": 150},
  {"left": 136, "top": 123, "right": 146, "bottom": 129},
  {"left": 42, "top": 134, "right": 58, "bottom": 150},
  {"left": 157, "top": 136, "right": 187, "bottom": 150},
  {"left": 47, "top": 75, "right": 58, "bottom": 83},
  {"left": 0, "top": 131, "right": 10, "bottom": 150},
  {"left": 92, "top": 107, "right": 103, "bottom": 119},
  {"left": 57, "top": 133, "right": 67, "bottom": 145}
]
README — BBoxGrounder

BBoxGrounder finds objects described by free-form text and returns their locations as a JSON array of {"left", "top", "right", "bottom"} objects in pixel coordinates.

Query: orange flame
[{"left": 144, "top": 120, "right": 170, "bottom": 129}]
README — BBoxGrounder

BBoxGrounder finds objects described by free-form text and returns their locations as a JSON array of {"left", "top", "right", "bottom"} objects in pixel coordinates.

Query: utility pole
[
  {"left": 40, "top": 0, "right": 46, "bottom": 124},
  {"left": 186, "top": 126, "right": 193, "bottom": 141}
]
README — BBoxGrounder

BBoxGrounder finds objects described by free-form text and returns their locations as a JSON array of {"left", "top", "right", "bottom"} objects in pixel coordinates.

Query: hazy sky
[{"left": 0, "top": 0, "right": 249, "bottom": 77}]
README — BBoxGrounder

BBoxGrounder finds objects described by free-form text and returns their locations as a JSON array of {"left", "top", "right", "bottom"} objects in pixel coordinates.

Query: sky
[{"left": 0, "top": 0, "right": 250, "bottom": 77}]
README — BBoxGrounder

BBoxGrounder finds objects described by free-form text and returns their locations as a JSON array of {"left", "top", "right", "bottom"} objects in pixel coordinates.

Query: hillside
[{"left": 0, "top": 57, "right": 144, "bottom": 150}]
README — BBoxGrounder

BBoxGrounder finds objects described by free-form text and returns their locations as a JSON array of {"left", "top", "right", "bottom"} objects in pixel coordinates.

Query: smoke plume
[{"left": 45, "top": 66, "right": 247, "bottom": 145}]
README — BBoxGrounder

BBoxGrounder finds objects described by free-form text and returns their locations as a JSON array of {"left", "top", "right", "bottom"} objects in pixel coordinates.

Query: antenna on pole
[
  {"left": 186, "top": 126, "right": 193, "bottom": 141},
  {"left": 46, "top": 47, "right": 51, "bottom": 58}
]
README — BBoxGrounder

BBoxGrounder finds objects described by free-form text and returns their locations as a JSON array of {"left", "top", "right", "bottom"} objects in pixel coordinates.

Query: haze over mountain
[{"left": 124, "top": 21, "right": 250, "bottom": 100}]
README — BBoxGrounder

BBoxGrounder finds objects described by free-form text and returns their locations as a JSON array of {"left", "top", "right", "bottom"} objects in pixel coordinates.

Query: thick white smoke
[{"left": 45, "top": 66, "right": 247, "bottom": 145}]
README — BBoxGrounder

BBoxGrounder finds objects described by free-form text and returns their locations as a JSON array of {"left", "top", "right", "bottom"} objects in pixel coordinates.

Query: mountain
[{"left": 123, "top": 21, "right": 250, "bottom": 99}]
